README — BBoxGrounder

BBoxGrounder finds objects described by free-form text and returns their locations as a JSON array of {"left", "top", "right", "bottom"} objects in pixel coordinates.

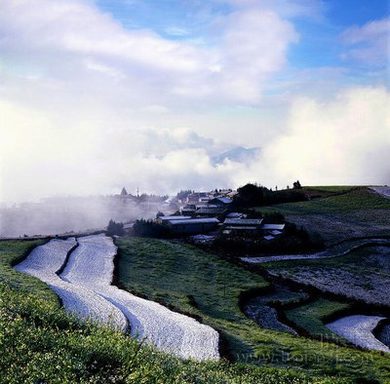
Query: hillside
[
  {"left": 1, "top": 186, "right": 390, "bottom": 383},
  {"left": 258, "top": 187, "right": 390, "bottom": 245},
  {"left": 0, "top": 240, "right": 345, "bottom": 383}
]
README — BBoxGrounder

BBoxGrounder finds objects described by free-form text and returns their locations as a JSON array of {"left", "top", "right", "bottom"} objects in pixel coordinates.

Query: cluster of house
[{"left": 156, "top": 190, "right": 285, "bottom": 240}]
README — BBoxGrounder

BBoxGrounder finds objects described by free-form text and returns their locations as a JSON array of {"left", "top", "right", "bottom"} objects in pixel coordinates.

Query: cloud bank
[{"left": 0, "top": 0, "right": 389, "bottom": 203}]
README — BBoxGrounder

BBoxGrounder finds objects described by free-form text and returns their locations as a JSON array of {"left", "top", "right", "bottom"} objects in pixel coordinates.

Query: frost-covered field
[
  {"left": 326, "top": 315, "right": 390, "bottom": 353},
  {"left": 241, "top": 238, "right": 390, "bottom": 264},
  {"left": 370, "top": 186, "right": 390, "bottom": 198},
  {"left": 14, "top": 238, "right": 127, "bottom": 330},
  {"left": 268, "top": 266, "right": 390, "bottom": 307},
  {"left": 244, "top": 285, "right": 307, "bottom": 335},
  {"left": 61, "top": 235, "right": 220, "bottom": 361}
]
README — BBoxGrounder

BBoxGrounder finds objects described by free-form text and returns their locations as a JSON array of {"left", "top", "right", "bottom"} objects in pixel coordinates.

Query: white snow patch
[
  {"left": 370, "top": 186, "right": 390, "bottom": 198},
  {"left": 326, "top": 315, "right": 390, "bottom": 353},
  {"left": 61, "top": 234, "right": 220, "bottom": 361},
  {"left": 241, "top": 239, "right": 390, "bottom": 264},
  {"left": 14, "top": 238, "right": 128, "bottom": 331}
]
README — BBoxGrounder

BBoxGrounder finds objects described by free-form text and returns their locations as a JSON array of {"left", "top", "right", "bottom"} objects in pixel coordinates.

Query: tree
[
  {"left": 176, "top": 190, "right": 192, "bottom": 201},
  {"left": 235, "top": 183, "right": 271, "bottom": 206},
  {"left": 106, "top": 219, "right": 124, "bottom": 236},
  {"left": 293, "top": 180, "right": 302, "bottom": 189}
]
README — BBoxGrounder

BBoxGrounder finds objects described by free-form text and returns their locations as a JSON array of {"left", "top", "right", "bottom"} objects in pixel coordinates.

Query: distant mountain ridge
[{"left": 212, "top": 146, "right": 260, "bottom": 165}]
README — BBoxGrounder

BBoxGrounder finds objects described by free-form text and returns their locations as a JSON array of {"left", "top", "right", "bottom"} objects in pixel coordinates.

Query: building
[
  {"left": 262, "top": 224, "right": 286, "bottom": 232},
  {"left": 222, "top": 219, "right": 285, "bottom": 238},
  {"left": 222, "top": 218, "right": 263, "bottom": 236},
  {"left": 226, "top": 212, "right": 244, "bottom": 219},
  {"left": 223, "top": 218, "right": 263, "bottom": 228},
  {"left": 165, "top": 218, "right": 220, "bottom": 235},
  {"left": 208, "top": 196, "right": 233, "bottom": 206},
  {"left": 157, "top": 215, "right": 192, "bottom": 224},
  {"left": 261, "top": 224, "right": 285, "bottom": 239},
  {"left": 196, "top": 206, "right": 226, "bottom": 216},
  {"left": 181, "top": 204, "right": 197, "bottom": 215},
  {"left": 186, "top": 192, "right": 212, "bottom": 204}
]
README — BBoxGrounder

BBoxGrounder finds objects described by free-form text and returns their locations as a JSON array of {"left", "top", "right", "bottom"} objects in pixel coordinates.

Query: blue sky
[
  {"left": 94, "top": 0, "right": 389, "bottom": 71},
  {"left": 0, "top": 0, "right": 389, "bottom": 201}
]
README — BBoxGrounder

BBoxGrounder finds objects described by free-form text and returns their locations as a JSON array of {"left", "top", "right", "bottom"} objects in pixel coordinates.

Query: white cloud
[
  {"left": 261, "top": 86, "right": 390, "bottom": 186},
  {"left": 221, "top": 0, "right": 325, "bottom": 20},
  {"left": 0, "top": 0, "right": 298, "bottom": 105},
  {"left": 214, "top": 9, "right": 299, "bottom": 103},
  {"left": 0, "top": 0, "right": 388, "bottom": 203},
  {"left": 340, "top": 18, "right": 390, "bottom": 66},
  {"left": 0, "top": 0, "right": 300, "bottom": 202}
]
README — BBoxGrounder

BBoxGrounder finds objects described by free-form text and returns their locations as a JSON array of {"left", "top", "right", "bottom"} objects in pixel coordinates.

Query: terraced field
[
  {"left": 61, "top": 235, "right": 219, "bottom": 360},
  {"left": 258, "top": 187, "right": 390, "bottom": 245},
  {"left": 284, "top": 299, "right": 352, "bottom": 343},
  {"left": 244, "top": 284, "right": 307, "bottom": 334},
  {"left": 326, "top": 315, "right": 389, "bottom": 353},
  {"left": 14, "top": 237, "right": 128, "bottom": 330},
  {"left": 264, "top": 245, "right": 390, "bottom": 307},
  {"left": 3, "top": 240, "right": 340, "bottom": 383},
  {"left": 115, "top": 237, "right": 390, "bottom": 382},
  {"left": 14, "top": 235, "right": 219, "bottom": 361},
  {"left": 2, "top": 236, "right": 390, "bottom": 383}
]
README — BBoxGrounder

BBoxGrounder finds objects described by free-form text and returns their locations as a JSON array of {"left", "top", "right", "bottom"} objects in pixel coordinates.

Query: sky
[{"left": 0, "top": 0, "right": 389, "bottom": 202}]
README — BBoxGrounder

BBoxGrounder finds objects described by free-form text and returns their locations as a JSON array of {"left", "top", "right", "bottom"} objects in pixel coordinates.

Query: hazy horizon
[{"left": 1, "top": 0, "right": 389, "bottom": 204}]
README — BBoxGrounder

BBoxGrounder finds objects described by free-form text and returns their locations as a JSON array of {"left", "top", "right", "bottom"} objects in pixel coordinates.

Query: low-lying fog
[{"left": 0, "top": 195, "right": 168, "bottom": 238}]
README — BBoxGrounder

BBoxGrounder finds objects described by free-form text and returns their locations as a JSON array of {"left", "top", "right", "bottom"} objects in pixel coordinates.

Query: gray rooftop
[
  {"left": 225, "top": 226, "right": 258, "bottom": 230},
  {"left": 226, "top": 212, "right": 244, "bottom": 218},
  {"left": 262, "top": 224, "right": 285, "bottom": 230},
  {"left": 210, "top": 196, "right": 233, "bottom": 204},
  {"left": 196, "top": 207, "right": 225, "bottom": 213},
  {"left": 168, "top": 218, "right": 220, "bottom": 225},
  {"left": 224, "top": 218, "right": 263, "bottom": 226},
  {"left": 159, "top": 215, "right": 192, "bottom": 221}
]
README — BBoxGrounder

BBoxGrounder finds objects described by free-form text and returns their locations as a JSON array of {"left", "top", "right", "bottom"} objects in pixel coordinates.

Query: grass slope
[
  {"left": 258, "top": 188, "right": 390, "bottom": 244},
  {"left": 1, "top": 239, "right": 344, "bottom": 384},
  {"left": 262, "top": 188, "right": 390, "bottom": 215},
  {"left": 116, "top": 237, "right": 390, "bottom": 383}
]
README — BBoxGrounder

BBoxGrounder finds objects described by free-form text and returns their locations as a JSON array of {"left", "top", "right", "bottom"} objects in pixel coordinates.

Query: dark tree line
[
  {"left": 133, "top": 219, "right": 169, "bottom": 238},
  {"left": 106, "top": 220, "right": 124, "bottom": 236},
  {"left": 176, "top": 190, "right": 193, "bottom": 201},
  {"left": 234, "top": 183, "right": 307, "bottom": 208}
]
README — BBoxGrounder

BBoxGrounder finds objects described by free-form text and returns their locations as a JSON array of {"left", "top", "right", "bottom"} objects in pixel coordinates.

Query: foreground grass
[
  {"left": 1, "top": 240, "right": 345, "bottom": 384},
  {"left": 117, "top": 237, "right": 390, "bottom": 383}
]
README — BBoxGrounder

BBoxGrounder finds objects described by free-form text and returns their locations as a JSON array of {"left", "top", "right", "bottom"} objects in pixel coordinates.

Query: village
[{"left": 116, "top": 187, "right": 286, "bottom": 245}]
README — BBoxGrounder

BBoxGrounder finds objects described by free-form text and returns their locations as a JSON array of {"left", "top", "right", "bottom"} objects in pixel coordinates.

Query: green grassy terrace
[
  {"left": 116, "top": 237, "right": 390, "bottom": 383},
  {"left": 258, "top": 187, "right": 390, "bottom": 216},
  {"left": 284, "top": 299, "right": 352, "bottom": 344},
  {"left": 0, "top": 239, "right": 351, "bottom": 384}
]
